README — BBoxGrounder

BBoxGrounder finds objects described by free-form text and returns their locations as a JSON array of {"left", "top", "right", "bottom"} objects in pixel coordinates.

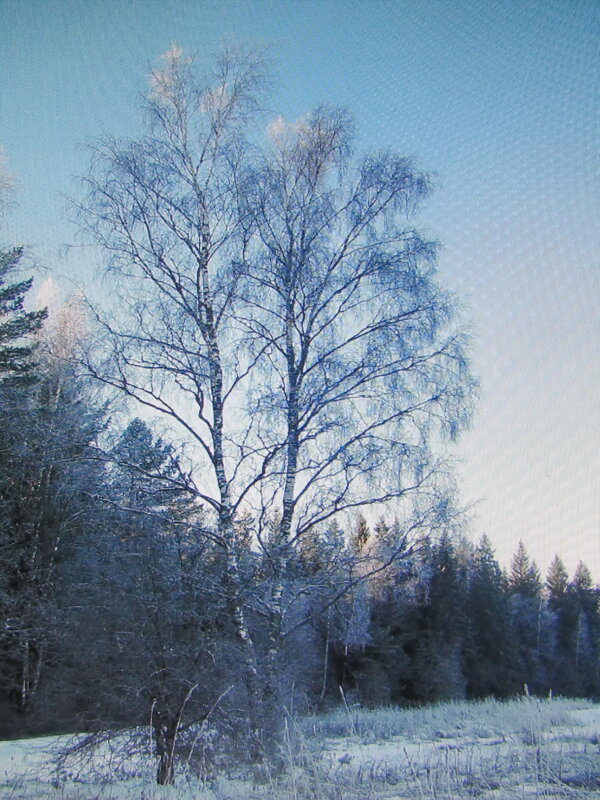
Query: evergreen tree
[
  {"left": 464, "top": 535, "right": 516, "bottom": 697},
  {"left": 566, "top": 561, "right": 599, "bottom": 696},
  {"left": 509, "top": 540, "right": 542, "bottom": 598},
  {"left": 571, "top": 561, "right": 593, "bottom": 593},
  {"left": 58, "top": 418, "right": 231, "bottom": 783},
  {"left": 373, "top": 517, "right": 391, "bottom": 547},
  {"left": 507, "top": 541, "right": 553, "bottom": 694},
  {"left": 545, "top": 555, "right": 569, "bottom": 605},
  {"left": 0, "top": 247, "right": 47, "bottom": 382},
  {"left": 363, "top": 542, "right": 419, "bottom": 705},
  {"left": 0, "top": 304, "right": 105, "bottom": 733},
  {"left": 410, "top": 534, "right": 469, "bottom": 701},
  {"left": 542, "top": 555, "right": 570, "bottom": 692}
]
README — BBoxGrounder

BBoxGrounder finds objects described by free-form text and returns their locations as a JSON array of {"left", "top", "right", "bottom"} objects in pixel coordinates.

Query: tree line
[
  {"left": 0, "top": 45, "right": 597, "bottom": 783},
  {"left": 0, "top": 273, "right": 597, "bottom": 774}
]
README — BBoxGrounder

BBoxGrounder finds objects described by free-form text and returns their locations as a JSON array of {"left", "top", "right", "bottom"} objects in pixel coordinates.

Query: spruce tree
[
  {"left": 464, "top": 535, "right": 516, "bottom": 697},
  {"left": 545, "top": 555, "right": 569, "bottom": 605},
  {"left": 507, "top": 541, "right": 552, "bottom": 693},
  {"left": 567, "top": 561, "right": 599, "bottom": 696},
  {"left": 0, "top": 301, "right": 105, "bottom": 733},
  {"left": 58, "top": 418, "right": 227, "bottom": 783},
  {"left": 509, "top": 540, "right": 542, "bottom": 598},
  {"left": 572, "top": 561, "right": 593, "bottom": 593},
  {"left": 0, "top": 247, "right": 47, "bottom": 382},
  {"left": 410, "top": 534, "right": 468, "bottom": 701}
]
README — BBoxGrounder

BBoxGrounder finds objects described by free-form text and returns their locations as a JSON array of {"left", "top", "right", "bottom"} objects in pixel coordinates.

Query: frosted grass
[{"left": 1, "top": 695, "right": 598, "bottom": 799}]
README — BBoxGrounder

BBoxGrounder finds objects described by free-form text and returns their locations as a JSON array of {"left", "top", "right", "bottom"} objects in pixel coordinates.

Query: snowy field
[{"left": 0, "top": 696, "right": 598, "bottom": 799}]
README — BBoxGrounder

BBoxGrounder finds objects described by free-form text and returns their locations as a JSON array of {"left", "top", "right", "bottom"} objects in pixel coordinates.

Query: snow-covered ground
[{"left": 0, "top": 696, "right": 598, "bottom": 799}]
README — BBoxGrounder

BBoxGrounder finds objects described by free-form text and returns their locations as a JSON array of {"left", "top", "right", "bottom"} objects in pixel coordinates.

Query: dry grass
[{"left": 1, "top": 695, "right": 598, "bottom": 799}]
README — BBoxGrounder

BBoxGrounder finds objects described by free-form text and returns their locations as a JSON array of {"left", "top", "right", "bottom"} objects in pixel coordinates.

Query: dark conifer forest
[{"left": 0, "top": 263, "right": 597, "bottom": 748}]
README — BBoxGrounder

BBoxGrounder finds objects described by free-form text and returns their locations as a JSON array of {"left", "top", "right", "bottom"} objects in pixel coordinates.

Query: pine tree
[{"left": 373, "top": 517, "right": 391, "bottom": 544}]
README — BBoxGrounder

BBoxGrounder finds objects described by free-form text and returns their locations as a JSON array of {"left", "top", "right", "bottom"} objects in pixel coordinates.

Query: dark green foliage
[
  {"left": 572, "top": 561, "right": 593, "bottom": 592},
  {"left": 2, "top": 428, "right": 598, "bottom": 757},
  {"left": 464, "top": 535, "right": 516, "bottom": 697},
  {"left": 0, "top": 339, "right": 105, "bottom": 734},
  {"left": 509, "top": 540, "right": 542, "bottom": 598},
  {"left": 0, "top": 254, "right": 49, "bottom": 732},
  {"left": 546, "top": 555, "right": 569, "bottom": 605},
  {"left": 407, "top": 535, "right": 469, "bottom": 701},
  {"left": 312, "top": 531, "right": 598, "bottom": 710},
  {"left": 507, "top": 541, "right": 555, "bottom": 694},
  {"left": 0, "top": 247, "right": 47, "bottom": 382},
  {"left": 560, "top": 562, "right": 600, "bottom": 696}
]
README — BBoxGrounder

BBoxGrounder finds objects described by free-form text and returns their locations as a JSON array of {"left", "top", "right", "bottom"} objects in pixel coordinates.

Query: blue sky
[{"left": 1, "top": 0, "right": 598, "bottom": 578}]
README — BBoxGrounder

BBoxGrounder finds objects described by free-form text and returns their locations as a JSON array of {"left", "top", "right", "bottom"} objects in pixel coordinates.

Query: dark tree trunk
[{"left": 153, "top": 710, "right": 177, "bottom": 785}]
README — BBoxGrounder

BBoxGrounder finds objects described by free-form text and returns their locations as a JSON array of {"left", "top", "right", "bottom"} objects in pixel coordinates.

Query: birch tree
[
  {"left": 237, "top": 108, "right": 475, "bottom": 718},
  {"left": 78, "top": 46, "right": 474, "bottom": 756},
  {"left": 78, "top": 45, "right": 270, "bottom": 750}
]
